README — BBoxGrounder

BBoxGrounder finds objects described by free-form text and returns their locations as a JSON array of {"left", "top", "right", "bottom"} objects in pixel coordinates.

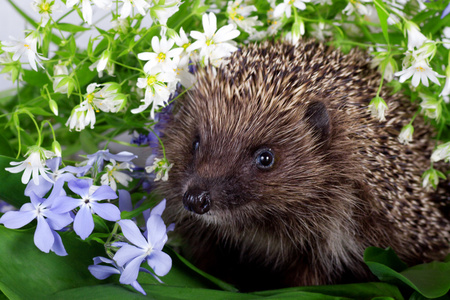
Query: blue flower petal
[
  {"left": 442, "top": 3, "right": 450, "bottom": 19},
  {"left": 0, "top": 210, "right": 36, "bottom": 229},
  {"left": 146, "top": 214, "right": 167, "bottom": 249},
  {"left": 118, "top": 220, "right": 148, "bottom": 249},
  {"left": 74, "top": 204, "right": 94, "bottom": 240},
  {"left": 93, "top": 256, "right": 115, "bottom": 265},
  {"left": 51, "top": 230, "right": 68, "bottom": 256},
  {"left": 90, "top": 185, "right": 118, "bottom": 201},
  {"left": 114, "top": 244, "right": 144, "bottom": 267},
  {"left": 130, "top": 280, "right": 146, "bottom": 295},
  {"left": 139, "top": 267, "right": 163, "bottom": 283},
  {"left": 90, "top": 202, "right": 121, "bottom": 222},
  {"left": 108, "top": 151, "right": 137, "bottom": 163},
  {"left": 147, "top": 250, "right": 172, "bottom": 277},
  {"left": 46, "top": 157, "right": 62, "bottom": 172},
  {"left": 25, "top": 176, "right": 53, "bottom": 197},
  {"left": 88, "top": 264, "right": 121, "bottom": 280},
  {"left": 29, "top": 192, "right": 44, "bottom": 208},
  {"left": 150, "top": 199, "right": 166, "bottom": 216},
  {"left": 62, "top": 165, "right": 91, "bottom": 177},
  {"left": 118, "top": 190, "right": 132, "bottom": 212},
  {"left": 68, "top": 179, "right": 92, "bottom": 198},
  {"left": 51, "top": 196, "right": 81, "bottom": 213},
  {"left": 34, "top": 216, "right": 54, "bottom": 253},
  {"left": 45, "top": 211, "right": 73, "bottom": 230},
  {"left": 119, "top": 255, "right": 144, "bottom": 284}
]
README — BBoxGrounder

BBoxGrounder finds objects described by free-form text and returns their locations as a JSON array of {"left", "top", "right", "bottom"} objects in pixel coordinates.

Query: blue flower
[
  {"left": 88, "top": 256, "right": 155, "bottom": 295},
  {"left": 113, "top": 200, "right": 172, "bottom": 285},
  {"left": 0, "top": 181, "right": 72, "bottom": 255},
  {"left": 52, "top": 179, "right": 120, "bottom": 240},
  {"left": 84, "top": 150, "right": 137, "bottom": 174}
]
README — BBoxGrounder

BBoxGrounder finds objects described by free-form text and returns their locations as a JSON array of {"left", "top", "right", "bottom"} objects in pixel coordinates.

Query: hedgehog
[{"left": 157, "top": 40, "right": 450, "bottom": 291}]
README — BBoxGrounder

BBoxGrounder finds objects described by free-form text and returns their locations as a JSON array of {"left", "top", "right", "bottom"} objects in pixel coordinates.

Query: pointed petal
[
  {"left": 150, "top": 199, "right": 166, "bottom": 216},
  {"left": 130, "top": 280, "right": 146, "bottom": 295},
  {"left": 45, "top": 211, "right": 73, "bottom": 230},
  {"left": 146, "top": 214, "right": 167, "bottom": 248},
  {"left": 68, "top": 179, "right": 91, "bottom": 198},
  {"left": 74, "top": 204, "right": 94, "bottom": 240},
  {"left": 147, "top": 250, "right": 172, "bottom": 276},
  {"left": 88, "top": 264, "right": 121, "bottom": 279},
  {"left": 34, "top": 216, "right": 54, "bottom": 253},
  {"left": 118, "top": 219, "right": 148, "bottom": 248},
  {"left": 91, "top": 202, "right": 120, "bottom": 221},
  {"left": 52, "top": 196, "right": 82, "bottom": 213},
  {"left": 51, "top": 230, "right": 68, "bottom": 256},
  {"left": 119, "top": 255, "right": 145, "bottom": 284},
  {"left": 118, "top": 189, "right": 133, "bottom": 212}
]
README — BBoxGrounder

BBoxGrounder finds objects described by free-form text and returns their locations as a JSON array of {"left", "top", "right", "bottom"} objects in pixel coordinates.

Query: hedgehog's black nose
[{"left": 183, "top": 188, "right": 211, "bottom": 214}]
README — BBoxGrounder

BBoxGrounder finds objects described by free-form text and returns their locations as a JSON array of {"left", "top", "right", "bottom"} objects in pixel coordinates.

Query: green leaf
[
  {"left": 23, "top": 70, "right": 52, "bottom": 87},
  {"left": 58, "top": 23, "right": 90, "bottom": 33},
  {"left": 0, "top": 134, "right": 15, "bottom": 157},
  {"left": 364, "top": 247, "right": 450, "bottom": 298},
  {"left": 373, "top": 0, "right": 390, "bottom": 45},
  {"left": 0, "top": 227, "right": 104, "bottom": 299},
  {"left": 0, "top": 155, "right": 28, "bottom": 208}
]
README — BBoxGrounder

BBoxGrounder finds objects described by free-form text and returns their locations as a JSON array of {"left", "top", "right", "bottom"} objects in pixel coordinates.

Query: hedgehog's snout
[{"left": 182, "top": 187, "right": 211, "bottom": 214}]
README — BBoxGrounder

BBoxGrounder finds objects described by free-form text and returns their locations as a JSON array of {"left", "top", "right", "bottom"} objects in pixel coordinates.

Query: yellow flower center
[
  {"left": 147, "top": 75, "right": 157, "bottom": 86},
  {"left": 24, "top": 44, "right": 31, "bottom": 50},
  {"left": 157, "top": 52, "right": 166, "bottom": 62},
  {"left": 206, "top": 38, "right": 214, "bottom": 46},
  {"left": 87, "top": 93, "right": 94, "bottom": 102},
  {"left": 416, "top": 66, "right": 425, "bottom": 72},
  {"left": 41, "top": 2, "right": 50, "bottom": 11},
  {"left": 182, "top": 42, "right": 190, "bottom": 50}
]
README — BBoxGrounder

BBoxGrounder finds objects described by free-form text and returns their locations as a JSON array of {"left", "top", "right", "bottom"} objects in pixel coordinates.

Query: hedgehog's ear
[{"left": 304, "top": 101, "right": 331, "bottom": 149}]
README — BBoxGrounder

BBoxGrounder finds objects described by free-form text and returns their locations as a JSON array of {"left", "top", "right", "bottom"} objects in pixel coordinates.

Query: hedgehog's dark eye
[
  {"left": 193, "top": 138, "right": 200, "bottom": 152},
  {"left": 255, "top": 148, "right": 275, "bottom": 170}
]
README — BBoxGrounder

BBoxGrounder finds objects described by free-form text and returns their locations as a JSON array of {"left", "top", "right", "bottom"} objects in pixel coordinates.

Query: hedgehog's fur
[{"left": 158, "top": 40, "right": 450, "bottom": 291}]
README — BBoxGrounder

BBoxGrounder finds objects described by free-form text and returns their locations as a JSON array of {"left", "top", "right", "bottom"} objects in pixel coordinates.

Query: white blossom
[
  {"left": 440, "top": 74, "right": 450, "bottom": 103},
  {"left": 119, "top": 0, "right": 150, "bottom": 18},
  {"left": 310, "top": 22, "right": 332, "bottom": 41},
  {"left": 100, "top": 160, "right": 134, "bottom": 191},
  {"left": 226, "top": 0, "right": 262, "bottom": 35},
  {"left": 273, "top": 0, "right": 310, "bottom": 18},
  {"left": 442, "top": 27, "right": 450, "bottom": 50},
  {"left": 146, "top": 157, "right": 173, "bottom": 181},
  {"left": 422, "top": 168, "right": 445, "bottom": 190},
  {"left": 342, "top": 0, "right": 372, "bottom": 16},
  {"left": 398, "top": 124, "right": 414, "bottom": 145},
  {"left": 2, "top": 33, "right": 47, "bottom": 71},
  {"left": 368, "top": 97, "right": 388, "bottom": 122},
  {"left": 405, "top": 21, "right": 429, "bottom": 50},
  {"left": 138, "top": 36, "right": 182, "bottom": 73},
  {"left": 172, "top": 55, "right": 195, "bottom": 88},
  {"left": 187, "top": 13, "right": 240, "bottom": 66},
  {"left": 420, "top": 95, "right": 441, "bottom": 120},
  {"left": 150, "top": 0, "right": 182, "bottom": 25},
  {"left": 395, "top": 59, "right": 443, "bottom": 87},
  {"left": 431, "top": 142, "right": 450, "bottom": 163},
  {"left": 31, "top": 0, "right": 61, "bottom": 27},
  {"left": 5, "top": 146, "right": 55, "bottom": 185}
]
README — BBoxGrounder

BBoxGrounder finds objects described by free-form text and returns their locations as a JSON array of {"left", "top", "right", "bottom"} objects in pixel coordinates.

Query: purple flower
[
  {"left": 0, "top": 182, "right": 72, "bottom": 255},
  {"left": 88, "top": 256, "right": 154, "bottom": 295},
  {"left": 52, "top": 179, "right": 120, "bottom": 240},
  {"left": 442, "top": 3, "right": 450, "bottom": 19},
  {"left": 84, "top": 150, "right": 137, "bottom": 174},
  {"left": 113, "top": 200, "right": 172, "bottom": 285},
  {"left": 25, "top": 157, "right": 90, "bottom": 198}
]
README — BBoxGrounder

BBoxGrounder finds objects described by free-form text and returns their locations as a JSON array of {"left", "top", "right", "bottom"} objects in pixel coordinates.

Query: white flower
[
  {"left": 66, "top": 0, "right": 111, "bottom": 25},
  {"left": 100, "top": 160, "right": 134, "bottom": 191},
  {"left": 431, "top": 142, "right": 450, "bottom": 163},
  {"left": 2, "top": 33, "right": 48, "bottom": 71},
  {"left": 145, "top": 157, "right": 173, "bottom": 181},
  {"left": 0, "top": 52, "right": 22, "bottom": 82},
  {"left": 172, "top": 55, "right": 195, "bottom": 89},
  {"left": 31, "top": 0, "right": 61, "bottom": 27},
  {"left": 440, "top": 74, "right": 450, "bottom": 103},
  {"left": 112, "top": 18, "right": 129, "bottom": 33},
  {"left": 310, "top": 22, "right": 332, "bottom": 41},
  {"left": 138, "top": 36, "right": 183, "bottom": 74},
  {"left": 133, "top": 66, "right": 176, "bottom": 118},
  {"left": 119, "top": 0, "right": 150, "bottom": 19},
  {"left": 398, "top": 124, "right": 414, "bottom": 145},
  {"left": 285, "top": 19, "right": 305, "bottom": 44},
  {"left": 53, "top": 62, "right": 69, "bottom": 94},
  {"left": 420, "top": 95, "right": 441, "bottom": 120},
  {"left": 66, "top": 100, "right": 96, "bottom": 131},
  {"left": 5, "top": 146, "right": 55, "bottom": 185},
  {"left": 227, "top": 0, "right": 262, "bottom": 35},
  {"left": 368, "top": 96, "right": 388, "bottom": 122},
  {"left": 150, "top": 0, "right": 181, "bottom": 25},
  {"left": 187, "top": 13, "right": 240, "bottom": 66},
  {"left": 395, "top": 59, "right": 443, "bottom": 87},
  {"left": 405, "top": 21, "right": 429, "bottom": 50},
  {"left": 342, "top": 0, "right": 371, "bottom": 16},
  {"left": 89, "top": 50, "right": 111, "bottom": 76},
  {"left": 274, "top": 0, "right": 310, "bottom": 18}
]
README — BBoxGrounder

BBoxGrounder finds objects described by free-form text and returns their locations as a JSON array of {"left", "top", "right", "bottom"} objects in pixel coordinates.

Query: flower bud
[
  {"left": 49, "top": 99, "right": 59, "bottom": 116},
  {"left": 52, "top": 140, "right": 62, "bottom": 157}
]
